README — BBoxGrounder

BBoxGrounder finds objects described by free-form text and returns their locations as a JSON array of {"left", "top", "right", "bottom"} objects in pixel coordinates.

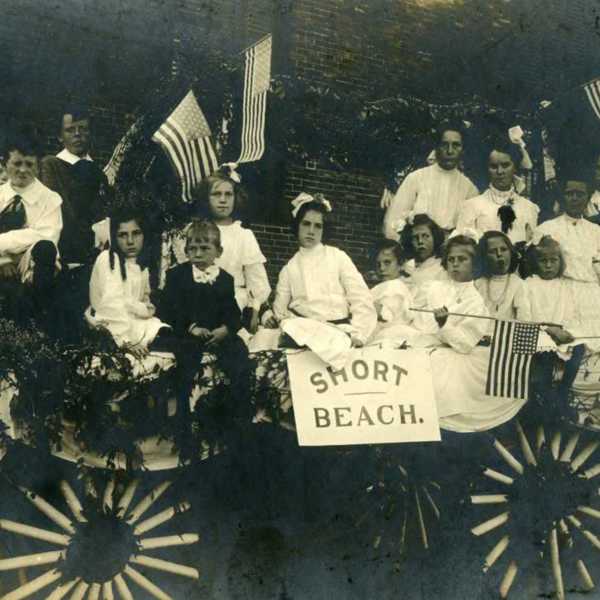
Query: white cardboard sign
[{"left": 287, "top": 348, "right": 441, "bottom": 446}]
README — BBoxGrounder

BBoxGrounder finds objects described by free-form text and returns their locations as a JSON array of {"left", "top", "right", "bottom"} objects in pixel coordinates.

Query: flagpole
[{"left": 408, "top": 308, "right": 559, "bottom": 327}]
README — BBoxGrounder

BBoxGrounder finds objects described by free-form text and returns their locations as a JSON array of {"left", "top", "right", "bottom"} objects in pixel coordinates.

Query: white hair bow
[
  {"left": 449, "top": 227, "right": 480, "bottom": 243},
  {"left": 220, "top": 162, "right": 241, "bottom": 183},
  {"left": 291, "top": 192, "right": 332, "bottom": 217}
]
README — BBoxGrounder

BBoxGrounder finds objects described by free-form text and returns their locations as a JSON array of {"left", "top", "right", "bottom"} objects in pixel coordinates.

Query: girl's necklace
[{"left": 485, "top": 275, "right": 511, "bottom": 313}]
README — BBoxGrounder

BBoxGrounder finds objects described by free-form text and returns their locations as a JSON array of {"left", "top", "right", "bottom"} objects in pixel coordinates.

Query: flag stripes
[
  {"left": 584, "top": 79, "right": 600, "bottom": 121},
  {"left": 152, "top": 91, "right": 218, "bottom": 202},
  {"left": 238, "top": 35, "right": 272, "bottom": 164},
  {"left": 486, "top": 320, "right": 539, "bottom": 401}
]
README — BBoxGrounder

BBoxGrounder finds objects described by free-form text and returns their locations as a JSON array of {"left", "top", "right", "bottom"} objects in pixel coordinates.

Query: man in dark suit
[{"left": 39, "top": 107, "right": 110, "bottom": 340}]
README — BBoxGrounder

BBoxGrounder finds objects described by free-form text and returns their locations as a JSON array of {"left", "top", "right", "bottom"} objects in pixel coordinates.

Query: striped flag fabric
[
  {"left": 485, "top": 320, "right": 540, "bottom": 401},
  {"left": 237, "top": 34, "right": 272, "bottom": 164},
  {"left": 152, "top": 90, "right": 219, "bottom": 202},
  {"left": 583, "top": 79, "right": 600, "bottom": 121}
]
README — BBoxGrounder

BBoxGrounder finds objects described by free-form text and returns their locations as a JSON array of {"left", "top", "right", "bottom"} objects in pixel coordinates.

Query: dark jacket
[
  {"left": 40, "top": 156, "right": 109, "bottom": 264},
  {"left": 159, "top": 262, "right": 242, "bottom": 337}
]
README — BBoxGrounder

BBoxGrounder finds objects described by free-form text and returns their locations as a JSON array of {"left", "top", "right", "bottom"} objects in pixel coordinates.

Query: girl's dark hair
[
  {"left": 478, "top": 230, "right": 520, "bottom": 276},
  {"left": 525, "top": 235, "right": 566, "bottom": 278},
  {"left": 108, "top": 208, "right": 147, "bottom": 280},
  {"left": 290, "top": 199, "right": 332, "bottom": 242},
  {"left": 442, "top": 235, "right": 480, "bottom": 278},
  {"left": 372, "top": 238, "right": 407, "bottom": 268},
  {"left": 400, "top": 213, "right": 445, "bottom": 260},
  {"left": 190, "top": 172, "right": 245, "bottom": 221}
]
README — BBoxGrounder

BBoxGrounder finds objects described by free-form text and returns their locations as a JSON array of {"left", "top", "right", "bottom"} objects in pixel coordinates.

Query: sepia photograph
[{"left": 0, "top": 0, "right": 599, "bottom": 598}]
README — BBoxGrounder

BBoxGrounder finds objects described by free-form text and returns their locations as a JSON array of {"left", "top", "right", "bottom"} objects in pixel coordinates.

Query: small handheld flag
[
  {"left": 486, "top": 320, "right": 540, "bottom": 401},
  {"left": 237, "top": 35, "right": 272, "bottom": 164},
  {"left": 583, "top": 79, "right": 600, "bottom": 121},
  {"left": 152, "top": 90, "right": 219, "bottom": 202}
]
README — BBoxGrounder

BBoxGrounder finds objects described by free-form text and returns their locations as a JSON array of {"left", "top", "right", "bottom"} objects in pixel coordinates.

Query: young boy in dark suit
[{"left": 158, "top": 220, "right": 250, "bottom": 392}]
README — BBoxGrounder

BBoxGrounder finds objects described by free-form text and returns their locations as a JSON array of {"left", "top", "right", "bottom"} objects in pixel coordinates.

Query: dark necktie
[{"left": 0, "top": 194, "right": 25, "bottom": 233}]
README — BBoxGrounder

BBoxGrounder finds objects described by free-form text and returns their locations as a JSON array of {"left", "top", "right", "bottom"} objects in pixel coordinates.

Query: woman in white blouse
[
  {"left": 264, "top": 193, "right": 376, "bottom": 369},
  {"left": 457, "top": 140, "right": 539, "bottom": 246}
]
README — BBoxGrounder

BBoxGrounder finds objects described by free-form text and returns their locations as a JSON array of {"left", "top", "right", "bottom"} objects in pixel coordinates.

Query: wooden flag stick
[{"left": 409, "top": 308, "right": 557, "bottom": 326}]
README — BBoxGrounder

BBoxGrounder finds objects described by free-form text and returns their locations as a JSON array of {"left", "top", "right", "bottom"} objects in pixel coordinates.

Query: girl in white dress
[
  {"left": 421, "top": 232, "right": 529, "bottom": 432},
  {"left": 86, "top": 210, "right": 170, "bottom": 360},
  {"left": 264, "top": 193, "right": 376, "bottom": 369},
  {"left": 475, "top": 230, "right": 531, "bottom": 321},
  {"left": 368, "top": 239, "right": 417, "bottom": 345},
  {"left": 191, "top": 170, "right": 271, "bottom": 335},
  {"left": 457, "top": 140, "right": 538, "bottom": 245}
]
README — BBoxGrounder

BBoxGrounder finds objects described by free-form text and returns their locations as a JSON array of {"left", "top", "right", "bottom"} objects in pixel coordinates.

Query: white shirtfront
[{"left": 56, "top": 148, "right": 93, "bottom": 165}]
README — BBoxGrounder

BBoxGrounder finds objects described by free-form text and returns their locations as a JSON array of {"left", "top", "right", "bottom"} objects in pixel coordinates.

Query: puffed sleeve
[
  {"left": 383, "top": 171, "right": 419, "bottom": 241},
  {"left": 272, "top": 264, "right": 292, "bottom": 321},
  {"left": 337, "top": 249, "right": 377, "bottom": 343},
  {"left": 86, "top": 251, "right": 132, "bottom": 346},
  {"left": 455, "top": 197, "right": 480, "bottom": 236},
  {"left": 513, "top": 276, "right": 532, "bottom": 322},
  {"left": 437, "top": 288, "right": 489, "bottom": 354},
  {"left": 239, "top": 228, "right": 271, "bottom": 308}
]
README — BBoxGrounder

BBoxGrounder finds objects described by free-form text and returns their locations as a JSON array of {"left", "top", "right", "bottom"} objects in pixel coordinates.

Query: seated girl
[
  {"left": 264, "top": 193, "right": 376, "bottom": 369},
  {"left": 85, "top": 209, "right": 172, "bottom": 370},
  {"left": 474, "top": 230, "right": 531, "bottom": 321},
  {"left": 398, "top": 213, "right": 448, "bottom": 289},
  {"left": 368, "top": 239, "right": 417, "bottom": 345},
  {"left": 158, "top": 220, "right": 250, "bottom": 390},
  {"left": 456, "top": 139, "right": 538, "bottom": 247},
  {"left": 186, "top": 169, "right": 270, "bottom": 335},
  {"left": 524, "top": 234, "right": 600, "bottom": 343},
  {"left": 410, "top": 231, "right": 490, "bottom": 354}
]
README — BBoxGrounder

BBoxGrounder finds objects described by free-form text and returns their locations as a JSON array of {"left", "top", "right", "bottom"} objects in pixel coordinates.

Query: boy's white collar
[
  {"left": 56, "top": 148, "right": 93, "bottom": 165},
  {"left": 191, "top": 263, "right": 220, "bottom": 284}
]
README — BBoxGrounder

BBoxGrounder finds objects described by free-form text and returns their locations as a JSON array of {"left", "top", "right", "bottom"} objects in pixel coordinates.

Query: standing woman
[
  {"left": 457, "top": 139, "right": 539, "bottom": 247},
  {"left": 265, "top": 193, "right": 376, "bottom": 369}
]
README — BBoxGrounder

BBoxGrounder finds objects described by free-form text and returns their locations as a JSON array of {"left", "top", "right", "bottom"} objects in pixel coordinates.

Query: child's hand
[
  {"left": 145, "top": 303, "right": 156, "bottom": 317},
  {"left": 433, "top": 306, "right": 449, "bottom": 328},
  {"left": 350, "top": 335, "right": 364, "bottom": 348},
  {"left": 545, "top": 326, "right": 575, "bottom": 345},
  {"left": 190, "top": 326, "right": 211, "bottom": 340},
  {"left": 206, "top": 325, "right": 228, "bottom": 347},
  {"left": 374, "top": 300, "right": 384, "bottom": 321},
  {"left": 262, "top": 310, "right": 279, "bottom": 329}
]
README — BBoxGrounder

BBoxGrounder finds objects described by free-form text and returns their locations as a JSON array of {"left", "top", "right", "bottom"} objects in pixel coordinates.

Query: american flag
[
  {"left": 583, "top": 79, "right": 600, "bottom": 121},
  {"left": 152, "top": 90, "right": 219, "bottom": 202},
  {"left": 237, "top": 35, "right": 272, "bottom": 164},
  {"left": 486, "top": 321, "right": 540, "bottom": 401}
]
